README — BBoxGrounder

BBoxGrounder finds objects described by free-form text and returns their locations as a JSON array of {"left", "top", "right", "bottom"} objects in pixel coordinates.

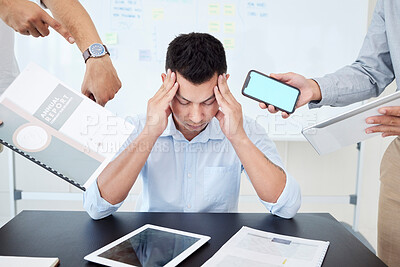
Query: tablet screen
[{"left": 98, "top": 228, "right": 201, "bottom": 266}]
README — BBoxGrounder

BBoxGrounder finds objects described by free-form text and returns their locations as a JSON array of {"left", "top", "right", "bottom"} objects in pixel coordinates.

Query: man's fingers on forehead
[
  {"left": 168, "top": 72, "right": 176, "bottom": 84},
  {"left": 214, "top": 86, "right": 228, "bottom": 105},
  {"left": 167, "top": 82, "right": 179, "bottom": 95}
]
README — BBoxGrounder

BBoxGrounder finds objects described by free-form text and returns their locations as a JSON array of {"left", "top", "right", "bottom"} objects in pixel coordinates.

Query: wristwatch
[{"left": 83, "top": 43, "right": 110, "bottom": 63}]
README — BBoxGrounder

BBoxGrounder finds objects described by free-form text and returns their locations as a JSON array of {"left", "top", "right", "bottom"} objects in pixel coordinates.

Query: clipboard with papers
[{"left": 302, "top": 90, "right": 400, "bottom": 155}]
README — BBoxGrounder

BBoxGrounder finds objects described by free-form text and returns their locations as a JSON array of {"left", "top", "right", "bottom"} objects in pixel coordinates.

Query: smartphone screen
[{"left": 242, "top": 70, "right": 300, "bottom": 113}]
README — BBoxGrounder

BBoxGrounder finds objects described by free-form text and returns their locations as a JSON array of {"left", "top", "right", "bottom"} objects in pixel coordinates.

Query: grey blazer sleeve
[{"left": 309, "top": 0, "right": 395, "bottom": 108}]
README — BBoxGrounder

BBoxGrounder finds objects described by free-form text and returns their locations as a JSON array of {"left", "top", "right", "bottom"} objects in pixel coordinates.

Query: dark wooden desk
[{"left": 0, "top": 211, "right": 386, "bottom": 266}]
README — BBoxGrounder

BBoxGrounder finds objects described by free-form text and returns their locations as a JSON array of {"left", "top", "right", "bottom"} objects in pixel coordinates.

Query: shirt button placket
[{"left": 185, "top": 143, "right": 194, "bottom": 211}]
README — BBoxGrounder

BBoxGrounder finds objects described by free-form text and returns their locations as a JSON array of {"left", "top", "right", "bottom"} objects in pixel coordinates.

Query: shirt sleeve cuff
[
  {"left": 83, "top": 180, "right": 123, "bottom": 220},
  {"left": 308, "top": 76, "right": 338, "bottom": 108},
  {"left": 259, "top": 173, "right": 301, "bottom": 219}
]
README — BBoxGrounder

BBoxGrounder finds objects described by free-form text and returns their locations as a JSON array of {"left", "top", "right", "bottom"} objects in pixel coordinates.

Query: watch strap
[{"left": 83, "top": 49, "right": 91, "bottom": 63}]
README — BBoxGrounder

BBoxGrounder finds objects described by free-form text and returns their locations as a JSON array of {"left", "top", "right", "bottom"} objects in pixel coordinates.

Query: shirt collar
[{"left": 160, "top": 115, "right": 225, "bottom": 143}]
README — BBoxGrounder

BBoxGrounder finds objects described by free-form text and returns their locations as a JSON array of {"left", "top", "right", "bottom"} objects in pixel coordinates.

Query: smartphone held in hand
[{"left": 241, "top": 70, "right": 300, "bottom": 114}]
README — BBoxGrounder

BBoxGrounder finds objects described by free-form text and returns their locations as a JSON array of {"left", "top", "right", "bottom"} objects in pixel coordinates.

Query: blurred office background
[{"left": 0, "top": 0, "right": 393, "bottom": 252}]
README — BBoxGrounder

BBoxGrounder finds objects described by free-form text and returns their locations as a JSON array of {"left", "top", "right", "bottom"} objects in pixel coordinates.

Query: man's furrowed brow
[
  {"left": 202, "top": 95, "right": 216, "bottom": 102},
  {"left": 176, "top": 93, "right": 191, "bottom": 102},
  {"left": 177, "top": 94, "right": 215, "bottom": 103}
]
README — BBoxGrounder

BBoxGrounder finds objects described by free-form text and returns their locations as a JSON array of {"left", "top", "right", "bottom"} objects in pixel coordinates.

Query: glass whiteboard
[{"left": 15, "top": 0, "right": 369, "bottom": 141}]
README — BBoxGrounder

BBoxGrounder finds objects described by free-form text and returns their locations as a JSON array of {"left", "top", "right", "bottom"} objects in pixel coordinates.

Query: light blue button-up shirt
[{"left": 83, "top": 114, "right": 301, "bottom": 219}]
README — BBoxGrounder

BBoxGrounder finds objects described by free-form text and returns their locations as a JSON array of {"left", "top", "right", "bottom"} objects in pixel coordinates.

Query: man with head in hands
[{"left": 84, "top": 33, "right": 301, "bottom": 219}]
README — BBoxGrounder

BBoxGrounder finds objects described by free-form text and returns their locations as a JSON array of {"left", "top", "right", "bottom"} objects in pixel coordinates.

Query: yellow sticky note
[
  {"left": 209, "top": 22, "right": 220, "bottom": 33},
  {"left": 209, "top": 4, "right": 220, "bottom": 15},
  {"left": 152, "top": 8, "right": 164, "bottom": 20},
  {"left": 224, "top": 22, "right": 235, "bottom": 34},
  {"left": 224, "top": 4, "right": 235, "bottom": 16},
  {"left": 224, "top": 38, "right": 235, "bottom": 49},
  {"left": 104, "top": 33, "right": 118, "bottom": 45}
]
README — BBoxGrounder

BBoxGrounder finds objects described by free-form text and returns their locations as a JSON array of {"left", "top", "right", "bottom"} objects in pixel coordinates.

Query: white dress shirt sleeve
[
  {"left": 244, "top": 117, "right": 302, "bottom": 219},
  {"left": 83, "top": 179, "right": 123, "bottom": 220}
]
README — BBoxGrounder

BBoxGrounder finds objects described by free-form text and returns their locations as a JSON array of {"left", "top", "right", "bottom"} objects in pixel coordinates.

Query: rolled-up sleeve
[
  {"left": 259, "top": 173, "right": 301, "bottom": 219},
  {"left": 244, "top": 116, "right": 302, "bottom": 219},
  {"left": 83, "top": 180, "right": 123, "bottom": 220}
]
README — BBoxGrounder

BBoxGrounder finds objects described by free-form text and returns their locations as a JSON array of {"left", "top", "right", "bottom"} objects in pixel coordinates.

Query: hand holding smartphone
[{"left": 241, "top": 70, "right": 300, "bottom": 114}]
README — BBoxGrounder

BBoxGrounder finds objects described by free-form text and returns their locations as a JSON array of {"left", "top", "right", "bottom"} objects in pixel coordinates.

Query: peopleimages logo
[
  {"left": 79, "top": 111, "right": 320, "bottom": 142},
  {"left": 80, "top": 114, "right": 137, "bottom": 136},
  {"left": 253, "top": 112, "right": 318, "bottom": 136},
  {"left": 83, "top": 140, "right": 127, "bottom": 154}
]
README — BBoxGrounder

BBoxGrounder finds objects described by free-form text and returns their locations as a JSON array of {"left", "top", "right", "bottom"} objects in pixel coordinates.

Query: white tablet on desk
[
  {"left": 84, "top": 224, "right": 210, "bottom": 267},
  {"left": 302, "top": 90, "right": 400, "bottom": 155}
]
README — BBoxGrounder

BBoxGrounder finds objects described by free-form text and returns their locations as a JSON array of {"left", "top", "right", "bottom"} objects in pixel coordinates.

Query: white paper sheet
[
  {"left": 0, "top": 256, "right": 59, "bottom": 267},
  {"left": 203, "top": 226, "right": 329, "bottom": 267}
]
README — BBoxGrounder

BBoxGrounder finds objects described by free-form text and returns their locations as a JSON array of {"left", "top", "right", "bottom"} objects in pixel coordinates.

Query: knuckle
[
  {"left": 27, "top": 16, "right": 35, "bottom": 24},
  {"left": 52, "top": 23, "right": 61, "bottom": 30},
  {"left": 18, "top": 25, "right": 28, "bottom": 32}
]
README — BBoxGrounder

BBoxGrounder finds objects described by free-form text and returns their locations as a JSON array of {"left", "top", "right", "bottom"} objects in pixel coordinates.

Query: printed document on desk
[
  {"left": 0, "top": 63, "right": 134, "bottom": 190},
  {"left": 203, "top": 226, "right": 329, "bottom": 267}
]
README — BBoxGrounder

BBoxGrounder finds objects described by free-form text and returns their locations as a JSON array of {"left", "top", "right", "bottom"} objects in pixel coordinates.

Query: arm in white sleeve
[
  {"left": 83, "top": 115, "right": 144, "bottom": 220},
  {"left": 243, "top": 117, "right": 302, "bottom": 219},
  {"left": 259, "top": 172, "right": 301, "bottom": 219}
]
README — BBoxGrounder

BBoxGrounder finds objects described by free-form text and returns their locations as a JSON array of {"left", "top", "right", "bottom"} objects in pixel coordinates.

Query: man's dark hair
[{"left": 165, "top": 32, "right": 227, "bottom": 84}]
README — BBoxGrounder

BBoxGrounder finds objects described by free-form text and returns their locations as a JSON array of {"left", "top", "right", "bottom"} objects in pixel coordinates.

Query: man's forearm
[
  {"left": 42, "top": 0, "right": 102, "bottom": 52},
  {"left": 97, "top": 131, "right": 157, "bottom": 205},
  {"left": 230, "top": 136, "right": 286, "bottom": 203}
]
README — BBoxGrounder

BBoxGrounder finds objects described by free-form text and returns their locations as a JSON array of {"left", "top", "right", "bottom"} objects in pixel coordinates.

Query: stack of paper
[{"left": 0, "top": 256, "right": 59, "bottom": 267}]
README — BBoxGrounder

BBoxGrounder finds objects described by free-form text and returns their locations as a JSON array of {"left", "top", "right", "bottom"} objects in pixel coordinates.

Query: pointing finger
[{"left": 42, "top": 12, "right": 75, "bottom": 44}]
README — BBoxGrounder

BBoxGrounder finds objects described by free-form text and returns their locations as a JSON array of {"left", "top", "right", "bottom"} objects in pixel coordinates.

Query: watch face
[{"left": 89, "top": 43, "right": 106, "bottom": 57}]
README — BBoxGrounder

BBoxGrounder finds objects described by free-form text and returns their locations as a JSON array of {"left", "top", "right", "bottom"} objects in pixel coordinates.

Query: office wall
[{"left": 0, "top": 0, "right": 389, "bottom": 252}]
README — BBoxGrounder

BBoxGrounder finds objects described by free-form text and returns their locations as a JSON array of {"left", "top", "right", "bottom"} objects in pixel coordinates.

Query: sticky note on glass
[
  {"left": 224, "top": 38, "right": 235, "bottom": 49},
  {"left": 224, "top": 22, "right": 235, "bottom": 33},
  {"left": 152, "top": 8, "right": 164, "bottom": 20},
  {"left": 209, "top": 22, "right": 220, "bottom": 33},
  {"left": 224, "top": 4, "right": 235, "bottom": 16},
  {"left": 104, "top": 33, "right": 118, "bottom": 45},
  {"left": 139, "top": 50, "right": 151, "bottom": 61},
  {"left": 208, "top": 4, "right": 219, "bottom": 15}
]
